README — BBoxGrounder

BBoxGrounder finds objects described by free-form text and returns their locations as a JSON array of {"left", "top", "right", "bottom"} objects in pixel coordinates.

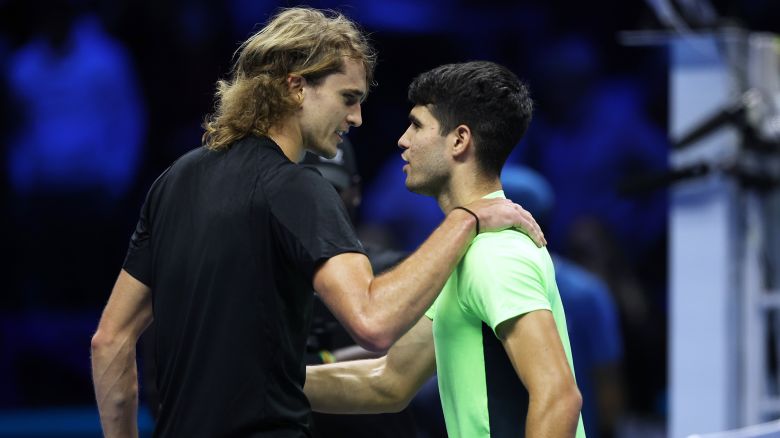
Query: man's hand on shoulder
[{"left": 459, "top": 198, "right": 546, "bottom": 247}]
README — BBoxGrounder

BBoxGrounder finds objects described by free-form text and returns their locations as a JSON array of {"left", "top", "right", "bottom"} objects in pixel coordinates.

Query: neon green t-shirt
[{"left": 425, "top": 191, "right": 586, "bottom": 437}]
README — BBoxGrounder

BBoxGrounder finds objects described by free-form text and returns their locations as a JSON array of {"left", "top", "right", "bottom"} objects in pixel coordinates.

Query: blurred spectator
[
  {"left": 5, "top": 1, "right": 144, "bottom": 201},
  {"left": 4, "top": 0, "right": 145, "bottom": 308}
]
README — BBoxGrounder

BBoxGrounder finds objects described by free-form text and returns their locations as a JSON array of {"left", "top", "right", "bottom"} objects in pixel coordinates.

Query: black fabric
[
  {"left": 310, "top": 411, "right": 418, "bottom": 438},
  {"left": 482, "top": 323, "right": 529, "bottom": 437},
  {"left": 123, "top": 135, "right": 364, "bottom": 438}
]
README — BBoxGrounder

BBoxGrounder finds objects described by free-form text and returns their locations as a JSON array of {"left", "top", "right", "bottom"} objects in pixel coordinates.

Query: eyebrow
[
  {"left": 408, "top": 114, "right": 422, "bottom": 126},
  {"left": 343, "top": 89, "right": 366, "bottom": 103}
]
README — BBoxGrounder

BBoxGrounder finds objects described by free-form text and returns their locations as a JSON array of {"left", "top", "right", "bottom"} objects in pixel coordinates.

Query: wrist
[{"left": 451, "top": 206, "right": 480, "bottom": 236}]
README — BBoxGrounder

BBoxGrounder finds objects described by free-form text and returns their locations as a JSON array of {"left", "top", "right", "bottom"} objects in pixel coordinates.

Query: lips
[{"left": 401, "top": 154, "right": 410, "bottom": 171}]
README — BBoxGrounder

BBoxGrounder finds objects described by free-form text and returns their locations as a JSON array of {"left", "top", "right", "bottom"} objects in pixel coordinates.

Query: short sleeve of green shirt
[{"left": 458, "top": 229, "right": 553, "bottom": 336}]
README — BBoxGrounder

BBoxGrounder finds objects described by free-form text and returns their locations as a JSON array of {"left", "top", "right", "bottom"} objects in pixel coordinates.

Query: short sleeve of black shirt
[
  {"left": 265, "top": 165, "right": 364, "bottom": 280},
  {"left": 123, "top": 168, "right": 172, "bottom": 287}
]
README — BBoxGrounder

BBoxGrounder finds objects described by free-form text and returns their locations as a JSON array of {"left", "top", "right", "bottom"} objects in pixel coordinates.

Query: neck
[
  {"left": 437, "top": 166, "right": 502, "bottom": 213},
  {"left": 267, "top": 120, "right": 303, "bottom": 162}
]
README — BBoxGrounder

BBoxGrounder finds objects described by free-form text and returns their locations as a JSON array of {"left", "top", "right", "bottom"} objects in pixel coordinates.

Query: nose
[
  {"left": 347, "top": 103, "right": 362, "bottom": 128},
  {"left": 397, "top": 127, "right": 411, "bottom": 150}
]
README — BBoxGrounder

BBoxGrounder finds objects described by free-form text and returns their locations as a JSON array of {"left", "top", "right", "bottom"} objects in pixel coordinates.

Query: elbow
[
  {"left": 91, "top": 328, "right": 125, "bottom": 360},
  {"left": 91, "top": 330, "right": 113, "bottom": 355},
  {"left": 91, "top": 329, "right": 139, "bottom": 408},
  {"left": 389, "top": 389, "right": 420, "bottom": 413},
  {"left": 385, "top": 398, "right": 411, "bottom": 414},
  {"left": 376, "top": 381, "right": 415, "bottom": 413},
  {"left": 567, "top": 386, "right": 583, "bottom": 415},
  {"left": 348, "top": 318, "right": 395, "bottom": 353},
  {"left": 555, "top": 385, "right": 583, "bottom": 422},
  {"left": 375, "top": 378, "right": 416, "bottom": 413},
  {"left": 535, "top": 383, "right": 583, "bottom": 423},
  {"left": 352, "top": 330, "right": 393, "bottom": 354}
]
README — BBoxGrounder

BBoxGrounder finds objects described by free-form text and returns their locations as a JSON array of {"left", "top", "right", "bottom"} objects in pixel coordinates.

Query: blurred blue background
[{"left": 1, "top": 0, "right": 779, "bottom": 436}]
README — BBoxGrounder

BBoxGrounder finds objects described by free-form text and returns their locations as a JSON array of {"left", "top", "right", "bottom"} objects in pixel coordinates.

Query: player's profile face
[
  {"left": 298, "top": 58, "right": 366, "bottom": 159},
  {"left": 397, "top": 105, "right": 451, "bottom": 196}
]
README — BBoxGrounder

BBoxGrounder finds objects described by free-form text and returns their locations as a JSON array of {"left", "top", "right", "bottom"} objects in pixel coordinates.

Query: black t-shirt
[{"left": 124, "top": 135, "right": 364, "bottom": 437}]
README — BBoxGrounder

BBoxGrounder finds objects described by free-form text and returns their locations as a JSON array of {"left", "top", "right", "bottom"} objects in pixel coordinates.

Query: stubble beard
[{"left": 406, "top": 171, "right": 448, "bottom": 198}]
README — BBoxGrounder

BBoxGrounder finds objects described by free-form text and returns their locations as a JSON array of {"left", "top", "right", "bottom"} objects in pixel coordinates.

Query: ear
[
  {"left": 286, "top": 74, "right": 307, "bottom": 95},
  {"left": 450, "top": 124, "right": 473, "bottom": 160}
]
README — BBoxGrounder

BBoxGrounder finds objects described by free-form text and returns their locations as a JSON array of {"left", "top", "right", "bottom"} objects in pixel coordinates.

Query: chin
[
  {"left": 324, "top": 142, "right": 341, "bottom": 158},
  {"left": 404, "top": 180, "right": 425, "bottom": 196},
  {"left": 309, "top": 143, "right": 337, "bottom": 159}
]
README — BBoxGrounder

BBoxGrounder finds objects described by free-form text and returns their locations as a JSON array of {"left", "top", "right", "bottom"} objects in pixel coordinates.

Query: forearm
[
  {"left": 363, "top": 209, "right": 475, "bottom": 346},
  {"left": 91, "top": 333, "right": 140, "bottom": 438},
  {"left": 305, "top": 358, "right": 407, "bottom": 414}
]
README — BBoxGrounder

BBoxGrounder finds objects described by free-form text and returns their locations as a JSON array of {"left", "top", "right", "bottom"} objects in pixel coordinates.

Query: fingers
[
  {"left": 513, "top": 203, "right": 546, "bottom": 247},
  {"left": 464, "top": 198, "right": 512, "bottom": 232}
]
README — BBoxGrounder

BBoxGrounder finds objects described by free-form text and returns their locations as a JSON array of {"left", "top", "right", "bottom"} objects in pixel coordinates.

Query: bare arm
[
  {"left": 498, "top": 310, "right": 582, "bottom": 437},
  {"left": 305, "top": 317, "right": 435, "bottom": 414},
  {"left": 314, "top": 198, "right": 544, "bottom": 351},
  {"left": 91, "top": 269, "right": 153, "bottom": 438}
]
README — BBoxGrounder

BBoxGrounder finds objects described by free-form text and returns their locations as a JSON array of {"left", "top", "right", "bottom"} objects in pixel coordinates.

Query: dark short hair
[{"left": 408, "top": 61, "right": 532, "bottom": 176}]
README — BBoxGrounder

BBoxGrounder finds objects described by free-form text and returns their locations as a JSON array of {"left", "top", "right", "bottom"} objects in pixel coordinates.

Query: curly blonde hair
[{"left": 202, "top": 8, "right": 377, "bottom": 150}]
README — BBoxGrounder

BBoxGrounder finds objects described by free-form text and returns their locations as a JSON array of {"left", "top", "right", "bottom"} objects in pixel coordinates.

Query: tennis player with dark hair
[{"left": 306, "top": 61, "right": 584, "bottom": 437}]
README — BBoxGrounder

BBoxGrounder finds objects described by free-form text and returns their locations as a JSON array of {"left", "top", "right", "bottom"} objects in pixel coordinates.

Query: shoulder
[
  {"left": 266, "top": 161, "right": 337, "bottom": 203},
  {"left": 465, "top": 229, "right": 548, "bottom": 268},
  {"left": 170, "top": 146, "right": 211, "bottom": 169},
  {"left": 151, "top": 146, "right": 210, "bottom": 187},
  {"left": 257, "top": 157, "right": 343, "bottom": 219},
  {"left": 457, "top": 230, "right": 554, "bottom": 327},
  {"left": 458, "top": 230, "right": 553, "bottom": 293},
  {"left": 218, "top": 137, "right": 333, "bottom": 199}
]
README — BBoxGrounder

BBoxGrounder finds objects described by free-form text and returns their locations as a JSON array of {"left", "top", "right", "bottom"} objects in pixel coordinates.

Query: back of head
[
  {"left": 203, "top": 7, "right": 376, "bottom": 150},
  {"left": 407, "top": 61, "right": 533, "bottom": 176}
]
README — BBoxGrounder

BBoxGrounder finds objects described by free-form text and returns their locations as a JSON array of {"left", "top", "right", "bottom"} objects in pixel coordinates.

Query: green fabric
[{"left": 425, "top": 190, "right": 586, "bottom": 437}]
